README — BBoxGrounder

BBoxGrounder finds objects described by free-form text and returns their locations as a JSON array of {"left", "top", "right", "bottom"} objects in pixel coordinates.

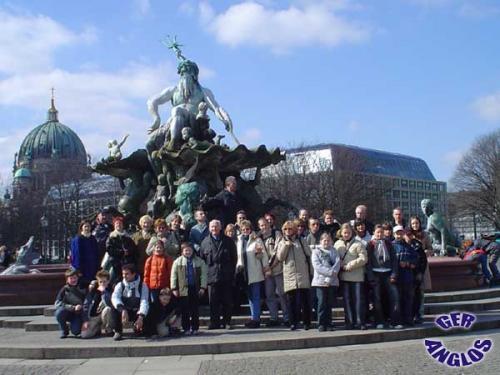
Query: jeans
[
  {"left": 208, "top": 282, "right": 233, "bottom": 327},
  {"left": 265, "top": 274, "right": 288, "bottom": 321},
  {"left": 179, "top": 285, "right": 200, "bottom": 331},
  {"left": 342, "top": 281, "right": 365, "bottom": 327},
  {"left": 316, "top": 286, "right": 336, "bottom": 328},
  {"left": 286, "top": 288, "right": 311, "bottom": 326},
  {"left": 55, "top": 308, "right": 82, "bottom": 336},
  {"left": 372, "top": 272, "right": 400, "bottom": 325},
  {"left": 247, "top": 282, "right": 263, "bottom": 321},
  {"left": 488, "top": 249, "right": 500, "bottom": 279},
  {"left": 398, "top": 282, "right": 415, "bottom": 325}
]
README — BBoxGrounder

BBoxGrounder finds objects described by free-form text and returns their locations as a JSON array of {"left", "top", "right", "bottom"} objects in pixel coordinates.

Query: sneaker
[
  {"left": 376, "top": 324, "right": 384, "bottom": 330},
  {"left": 303, "top": 324, "right": 310, "bottom": 331},
  {"left": 225, "top": 324, "right": 234, "bottom": 330},
  {"left": 190, "top": 330, "right": 199, "bottom": 336},
  {"left": 318, "top": 325, "right": 326, "bottom": 332},
  {"left": 392, "top": 324, "right": 404, "bottom": 330},
  {"left": 360, "top": 325, "right": 367, "bottom": 330},
  {"left": 244, "top": 320, "right": 260, "bottom": 329},
  {"left": 290, "top": 324, "right": 297, "bottom": 331},
  {"left": 60, "top": 332, "right": 68, "bottom": 339},
  {"left": 113, "top": 332, "right": 122, "bottom": 341}
]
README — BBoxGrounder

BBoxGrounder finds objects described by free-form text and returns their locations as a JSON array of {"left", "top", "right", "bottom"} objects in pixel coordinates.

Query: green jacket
[{"left": 170, "top": 255, "right": 208, "bottom": 297}]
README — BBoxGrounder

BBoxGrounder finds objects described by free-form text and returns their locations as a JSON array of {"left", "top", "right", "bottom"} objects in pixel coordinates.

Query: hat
[
  {"left": 393, "top": 225, "right": 405, "bottom": 233},
  {"left": 65, "top": 267, "right": 80, "bottom": 278}
]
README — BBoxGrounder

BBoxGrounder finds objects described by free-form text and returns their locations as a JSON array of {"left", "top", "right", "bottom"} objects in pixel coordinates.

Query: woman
[
  {"left": 105, "top": 217, "right": 137, "bottom": 285},
  {"left": 410, "top": 216, "right": 433, "bottom": 323},
  {"left": 311, "top": 233, "right": 340, "bottom": 331},
  {"left": 237, "top": 220, "right": 270, "bottom": 328},
  {"left": 70, "top": 220, "right": 99, "bottom": 288},
  {"left": 132, "top": 215, "right": 154, "bottom": 276},
  {"left": 224, "top": 224, "right": 237, "bottom": 242},
  {"left": 334, "top": 223, "right": 368, "bottom": 330},
  {"left": 276, "top": 220, "right": 312, "bottom": 330}
]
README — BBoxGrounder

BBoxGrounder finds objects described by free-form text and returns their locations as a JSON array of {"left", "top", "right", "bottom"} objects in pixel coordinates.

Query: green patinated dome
[
  {"left": 14, "top": 167, "right": 32, "bottom": 178},
  {"left": 17, "top": 99, "right": 87, "bottom": 164}
]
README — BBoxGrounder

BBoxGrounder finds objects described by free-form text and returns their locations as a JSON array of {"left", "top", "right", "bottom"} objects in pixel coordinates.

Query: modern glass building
[{"left": 287, "top": 143, "right": 447, "bottom": 221}]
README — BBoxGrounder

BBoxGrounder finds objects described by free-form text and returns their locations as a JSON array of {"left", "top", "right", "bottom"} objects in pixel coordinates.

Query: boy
[
  {"left": 405, "top": 230, "right": 428, "bottom": 324},
  {"left": 144, "top": 240, "right": 173, "bottom": 304},
  {"left": 189, "top": 209, "right": 209, "bottom": 255},
  {"left": 171, "top": 242, "right": 207, "bottom": 335},
  {"left": 111, "top": 263, "right": 149, "bottom": 340},
  {"left": 145, "top": 288, "right": 182, "bottom": 338},
  {"left": 81, "top": 270, "right": 114, "bottom": 339},
  {"left": 55, "top": 267, "right": 86, "bottom": 338},
  {"left": 392, "top": 226, "right": 417, "bottom": 327}
]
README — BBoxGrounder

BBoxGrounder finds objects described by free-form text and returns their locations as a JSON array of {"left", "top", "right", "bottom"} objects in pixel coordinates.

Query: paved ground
[{"left": 0, "top": 329, "right": 498, "bottom": 375}]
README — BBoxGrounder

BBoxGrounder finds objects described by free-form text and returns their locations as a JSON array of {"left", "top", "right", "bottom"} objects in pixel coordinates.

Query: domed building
[{"left": 12, "top": 97, "right": 91, "bottom": 197}]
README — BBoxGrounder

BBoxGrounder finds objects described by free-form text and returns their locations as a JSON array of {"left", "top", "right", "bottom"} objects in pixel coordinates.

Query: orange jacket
[{"left": 144, "top": 254, "right": 173, "bottom": 290}]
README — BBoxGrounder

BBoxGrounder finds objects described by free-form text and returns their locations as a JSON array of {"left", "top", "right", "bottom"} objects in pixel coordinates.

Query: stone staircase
[{"left": 0, "top": 287, "right": 499, "bottom": 359}]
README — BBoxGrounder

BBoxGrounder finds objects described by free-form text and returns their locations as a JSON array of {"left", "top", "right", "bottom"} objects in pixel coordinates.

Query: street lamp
[{"left": 40, "top": 215, "right": 49, "bottom": 262}]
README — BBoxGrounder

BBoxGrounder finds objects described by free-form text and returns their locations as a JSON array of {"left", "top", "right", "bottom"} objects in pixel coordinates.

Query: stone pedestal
[{"left": 428, "top": 257, "right": 483, "bottom": 292}]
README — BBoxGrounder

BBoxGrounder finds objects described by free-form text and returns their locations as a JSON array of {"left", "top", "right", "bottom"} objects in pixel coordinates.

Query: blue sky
[{"left": 0, "top": 0, "right": 499, "bottom": 188}]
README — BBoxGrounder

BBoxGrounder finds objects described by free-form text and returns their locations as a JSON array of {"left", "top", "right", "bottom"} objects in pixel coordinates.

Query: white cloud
[
  {"left": 199, "top": 1, "right": 371, "bottom": 54},
  {"left": 0, "top": 10, "right": 95, "bottom": 74},
  {"left": 472, "top": 92, "right": 500, "bottom": 122}
]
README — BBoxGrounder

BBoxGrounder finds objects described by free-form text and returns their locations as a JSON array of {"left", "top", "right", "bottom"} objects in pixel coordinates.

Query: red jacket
[{"left": 144, "top": 254, "right": 173, "bottom": 290}]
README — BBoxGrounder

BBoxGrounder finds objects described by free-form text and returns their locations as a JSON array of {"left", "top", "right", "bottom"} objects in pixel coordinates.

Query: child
[
  {"left": 171, "top": 242, "right": 208, "bottom": 335},
  {"left": 405, "top": 230, "right": 428, "bottom": 324},
  {"left": 366, "top": 225, "right": 401, "bottom": 329},
  {"left": 382, "top": 222, "right": 394, "bottom": 242},
  {"left": 54, "top": 267, "right": 86, "bottom": 338},
  {"left": 81, "top": 270, "right": 114, "bottom": 339},
  {"left": 392, "top": 226, "right": 417, "bottom": 327},
  {"left": 311, "top": 233, "right": 340, "bottom": 332},
  {"left": 144, "top": 240, "right": 173, "bottom": 305},
  {"left": 145, "top": 288, "right": 182, "bottom": 338}
]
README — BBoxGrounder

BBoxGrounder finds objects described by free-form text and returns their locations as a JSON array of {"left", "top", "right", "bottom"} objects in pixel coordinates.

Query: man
[
  {"left": 200, "top": 220, "right": 237, "bottom": 329},
  {"left": 306, "top": 218, "right": 321, "bottom": 249},
  {"left": 298, "top": 209, "right": 310, "bottom": 236},
  {"left": 202, "top": 176, "right": 245, "bottom": 228},
  {"left": 189, "top": 209, "right": 209, "bottom": 255},
  {"left": 111, "top": 264, "right": 149, "bottom": 340},
  {"left": 235, "top": 210, "right": 247, "bottom": 236},
  {"left": 391, "top": 207, "right": 407, "bottom": 229},
  {"left": 93, "top": 208, "right": 113, "bottom": 262},
  {"left": 147, "top": 57, "right": 233, "bottom": 153},
  {"left": 350, "top": 205, "right": 375, "bottom": 235}
]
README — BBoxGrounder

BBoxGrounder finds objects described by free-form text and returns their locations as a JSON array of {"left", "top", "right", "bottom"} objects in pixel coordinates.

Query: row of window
[
  {"left": 391, "top": 190, "right": 444, "bottom": 201},
  {"left": 393, "top": 178, "right": 445, "bottom": 192}
]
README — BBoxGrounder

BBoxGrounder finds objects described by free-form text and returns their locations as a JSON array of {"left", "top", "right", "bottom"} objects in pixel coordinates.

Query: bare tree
[
  {"left": 258, "top": 145, "right": 389, "bottom": 223},
  {"left": 451, "top": 129, "right": 500, "bottom": 230}
]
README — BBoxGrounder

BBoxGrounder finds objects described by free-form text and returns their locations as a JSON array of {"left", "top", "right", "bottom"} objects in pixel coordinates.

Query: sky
[{"left": 0, "top": 0, "right": 499, "bottom": 189}]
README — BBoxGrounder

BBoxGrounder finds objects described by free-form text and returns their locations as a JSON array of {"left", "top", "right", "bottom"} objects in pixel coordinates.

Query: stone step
[
  {"left": 424, "top": 286, "right": 500, "bottom": 303},
  {"left": 0, "top": 316, "right": 36, "bottom": 329},
  {"left": 0, "top": 311, "right": 499, "bottom": 359},
  {"left": 0, "top": 305, "right": 49, "bottom": 317}
]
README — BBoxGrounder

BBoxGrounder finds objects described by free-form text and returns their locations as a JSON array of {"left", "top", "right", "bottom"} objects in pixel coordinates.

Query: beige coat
[
  {"left": 334, "top": 238, "right": 367, "bottom": 282},
  {"left": 260, "top": 230, "right": 283, "bottom": 276},
  {"left": 237, "top": 233, "right": 269, "bottom": 285},
  {"left": 276, "top": 237, "right": 311, "bottom": 293}
]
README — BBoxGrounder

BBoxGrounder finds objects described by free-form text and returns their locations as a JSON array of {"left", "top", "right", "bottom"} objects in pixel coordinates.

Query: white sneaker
[
  {"left": 376, "top": 324, "right": 384, "bottom": 329},
  {"left": 393, "top": 324, "right": 404, "bottom": 329}
]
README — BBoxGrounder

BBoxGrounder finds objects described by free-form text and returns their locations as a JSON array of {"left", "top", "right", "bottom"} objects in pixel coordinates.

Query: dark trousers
[
  {"left": 208, "top": 282, "right": 233, "bottom": 327},
  {"left": 413, "top": 280, "right": 423, "bottom": 320},
  {"left": 342, "top": 281, "right": 365, "bottom": 327},
  {"left": 286, "top": 288, "right": 311, "bottom": 326},
  {"left": 55, "top": 308, "right": 82, "bottom": 335},
  {"left": 149, "top": 288, "right": 161, "bottom": 305},
  {"left": 398, "top": 282, "right": 415, "bottom": 325},
  {"left": 372, "top": 272, "right": 400, "bottom": 325},
  {"left": 180, "top": 285, "right": 200, "bottom": 331},
  {"left": 316, "top": 286, "right": 336, "bottom": 327},
  {"left": 112, "top": 308, "right": 138, "bottom": 333}
]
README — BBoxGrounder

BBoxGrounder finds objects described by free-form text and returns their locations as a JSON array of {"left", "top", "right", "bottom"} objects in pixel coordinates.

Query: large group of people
[{"left": 56, "top": 177, "right": 499, "bottom": 341}]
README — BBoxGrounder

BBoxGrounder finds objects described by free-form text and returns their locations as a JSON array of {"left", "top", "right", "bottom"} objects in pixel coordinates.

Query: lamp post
[{"left": 40, "top": 215, "right": 49, "bottom": 262}]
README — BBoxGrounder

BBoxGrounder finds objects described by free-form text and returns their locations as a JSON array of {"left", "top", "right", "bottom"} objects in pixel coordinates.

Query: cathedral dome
[{"left": 17, "top": 98, "right": 87, "bottom": 165}]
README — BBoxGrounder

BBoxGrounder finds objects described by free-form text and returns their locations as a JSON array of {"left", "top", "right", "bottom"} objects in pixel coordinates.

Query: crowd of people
[{"left": 55, "top": 176, "right": 499, "bottom": 341}]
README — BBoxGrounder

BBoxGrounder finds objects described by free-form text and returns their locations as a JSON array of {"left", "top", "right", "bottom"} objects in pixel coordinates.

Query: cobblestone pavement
[
  {"left": 198, "top": 330, "right": 500, "bottom": 375},
  {"left": 0, "top": 330, "right": 498, "bottom": 374}
]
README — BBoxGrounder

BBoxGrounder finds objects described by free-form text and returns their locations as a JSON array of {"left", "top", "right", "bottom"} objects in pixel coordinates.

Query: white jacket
[
  {"left": 311, "top": 247, "right": 341, "bottom": 287},
  {"left": 237, "top": 233, "right": 269, "bottom": 285},
  {"left": 111, "top": 275, "right": 149, "bottom": 316}
]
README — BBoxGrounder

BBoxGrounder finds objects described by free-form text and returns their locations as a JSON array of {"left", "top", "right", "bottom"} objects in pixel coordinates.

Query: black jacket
[
  {"left": 203, "top": 189, "right": 245, "bottom": 227},
  {"left": 82, "top": 287, "right": 112, "bottom": 322},
  {"left": 55, "top": 284, "right": 86, "bottom": 311},
  {"left": 366, "top": 239, "right": 399, "bottom": 281},
  {"left": 200, "top": 234, "right": 237, "bottom": 284}
]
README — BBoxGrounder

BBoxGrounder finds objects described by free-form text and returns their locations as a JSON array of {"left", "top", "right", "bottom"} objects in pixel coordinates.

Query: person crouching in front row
[
  {"left": 171, "top": 242, "right": 207, "bottom": 335},
  {"left": 144, "top": 287, "right": 182, "bottom": 338},
  {"left": 81, "top": 270, "right": 114, "bottom": 338},
  {"left": 111, "top": 263, "right": 149, "bottom": 341},
  {"left": 55, "top": 267, "right": 86, "bottom": 338}
]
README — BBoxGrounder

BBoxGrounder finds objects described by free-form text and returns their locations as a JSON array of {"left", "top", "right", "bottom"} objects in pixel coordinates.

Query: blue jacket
[
  {"left": 392, "top": 239, "right": 417, "bottom": 284},
  {"left": 70, "top": 235, "right": 99, "bottom": 282}
]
